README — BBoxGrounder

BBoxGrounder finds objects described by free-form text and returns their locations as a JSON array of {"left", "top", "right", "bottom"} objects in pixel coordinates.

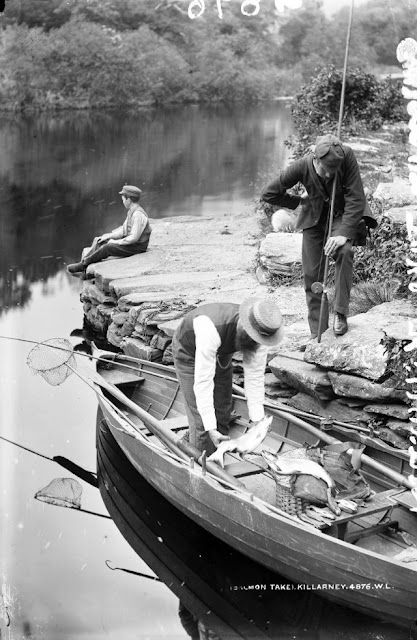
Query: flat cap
[
  {"left": 119, "top": 185, "right": 142, "bottom": 198},
  {"left": 315, "top": 134, "right": 344, "bottom": 171}
]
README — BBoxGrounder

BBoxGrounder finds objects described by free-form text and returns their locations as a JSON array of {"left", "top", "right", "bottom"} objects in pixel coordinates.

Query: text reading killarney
[{"left": 187, "top": 0, "right": 302, "bottom": 19}]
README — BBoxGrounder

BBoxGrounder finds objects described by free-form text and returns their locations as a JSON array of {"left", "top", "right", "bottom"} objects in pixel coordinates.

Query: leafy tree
[
  {"left": 335, "top": 0, "right": 417, "bottom": 67},
  {"left": 1, "top": 0, "right": 71, "bottom": 30}
]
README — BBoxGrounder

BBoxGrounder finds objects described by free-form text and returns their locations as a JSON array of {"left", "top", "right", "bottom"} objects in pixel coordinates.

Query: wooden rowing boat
[
  {"left": 93, "top": 351, "right": 417, "bottom": 630},
  {"left": 97, "top": 411, "right": 412, "bottom": 639}
]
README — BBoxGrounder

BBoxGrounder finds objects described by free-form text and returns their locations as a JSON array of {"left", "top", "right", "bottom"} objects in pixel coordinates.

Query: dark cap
[
  {"left": 315, "top": 134, "right": 344, "bottom": 171},
  {"left": 119, "top": 185, "right": 142, "bottom": 198}
]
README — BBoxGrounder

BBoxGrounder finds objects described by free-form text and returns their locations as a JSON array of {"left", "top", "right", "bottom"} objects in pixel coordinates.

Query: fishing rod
[
  {"left": 0, "top": 434, "right": 98, "bottom": 487},
  {"left": 313, "top": 0, "right": 355, "bottom": 343}
]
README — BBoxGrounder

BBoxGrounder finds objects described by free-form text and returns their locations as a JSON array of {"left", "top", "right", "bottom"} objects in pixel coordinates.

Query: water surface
[{"left": 0, "top": 103, "right": 294, "bottom": 639}]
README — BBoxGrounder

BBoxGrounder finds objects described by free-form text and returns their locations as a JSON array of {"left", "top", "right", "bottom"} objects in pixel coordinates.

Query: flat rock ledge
[
  {"left": 304, "top": 300, "right": 416, "bottom": 380},
  {"left": 77, "top": 213, "right": 305, "bottom": 369}
]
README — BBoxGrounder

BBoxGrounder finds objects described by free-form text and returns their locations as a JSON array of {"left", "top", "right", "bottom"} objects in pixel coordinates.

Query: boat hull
[{"left": 97, "top": 389, "right": 417, "bottom": 629}]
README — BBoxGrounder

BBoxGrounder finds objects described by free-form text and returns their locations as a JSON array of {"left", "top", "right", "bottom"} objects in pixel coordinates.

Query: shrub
[
  {"left": 289, "top": 65, "right": 408, "bottom": 157},
  {"left": 354, "top": 214, "right": 409, "bottom": 294},
  {"left": 348, "top": 280, "right": 401, "bottom": 316}
]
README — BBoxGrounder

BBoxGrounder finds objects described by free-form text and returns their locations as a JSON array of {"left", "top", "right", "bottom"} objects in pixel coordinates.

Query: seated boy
[{"left": 67, "top": 185, "right": 152, "bottom": 276}]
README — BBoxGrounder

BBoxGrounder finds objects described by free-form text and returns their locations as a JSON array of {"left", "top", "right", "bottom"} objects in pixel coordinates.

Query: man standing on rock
[
  {"left": 261, "top": 134, "right": 376, "bottom": 339},
  {"left": 172, "top": 297, "right": 284, "bottom": 454},
  {"left": 67, "top": 185, "right": 152, "bottom": 276}
]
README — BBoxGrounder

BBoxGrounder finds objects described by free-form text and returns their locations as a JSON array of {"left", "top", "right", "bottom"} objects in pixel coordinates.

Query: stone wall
[{"left": 268, "top": 300, "right": 415, "bottom": 451}]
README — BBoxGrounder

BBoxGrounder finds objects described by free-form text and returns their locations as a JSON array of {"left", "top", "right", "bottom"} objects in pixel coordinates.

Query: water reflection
[
  {"left": 0, "top": 104, "right": 293, "bottom": 314},
  {"left": 97, "top": 413, "right": 413, "bottom": 640}
]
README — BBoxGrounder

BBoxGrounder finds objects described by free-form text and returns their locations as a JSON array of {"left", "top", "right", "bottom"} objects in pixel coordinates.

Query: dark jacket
[{"left": 261, "top": 145, "right": 377, "bottom": 240}]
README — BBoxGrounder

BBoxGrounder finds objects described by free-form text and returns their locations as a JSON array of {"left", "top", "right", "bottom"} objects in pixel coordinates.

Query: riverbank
[{"left": 77, "top": 122, "right": 411, "bottom": 360}]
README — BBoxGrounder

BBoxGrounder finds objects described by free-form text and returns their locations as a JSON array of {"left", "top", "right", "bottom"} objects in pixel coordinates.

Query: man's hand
[
  {"left": 324, "top": 235, "right": 347, "bottom": 256},
  {"left": 97, "top": 233, "right": 112, "bottom": 243},
  {"left": 208, "top": 429, "right": 230, "bottom": 448}
]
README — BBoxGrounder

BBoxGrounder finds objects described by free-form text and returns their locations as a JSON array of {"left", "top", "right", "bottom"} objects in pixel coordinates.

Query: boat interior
[{"left": 97, "top": 354, "right": 417, "bottom": 566}]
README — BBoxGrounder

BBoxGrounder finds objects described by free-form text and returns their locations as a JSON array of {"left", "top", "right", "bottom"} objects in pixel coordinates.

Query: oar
[
  {"left": 85, "top": 364, "right": 246, "bottom": 490},
  {"left": 23, "top": 338, "right": 247, "bottom": 492},
  {"left": 232, "top": 386, "right": 417, "bottom": 491},
  {"left": 94, "top": 351, "right": 415, "bottom": 490},
  {"left": 0, "top": 434, "right": 98, "bottom": 487}
]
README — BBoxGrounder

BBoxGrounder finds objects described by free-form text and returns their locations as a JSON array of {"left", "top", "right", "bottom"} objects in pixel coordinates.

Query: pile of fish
[{"left": 208, "top": 415, "right": 361, "bottom": 527}]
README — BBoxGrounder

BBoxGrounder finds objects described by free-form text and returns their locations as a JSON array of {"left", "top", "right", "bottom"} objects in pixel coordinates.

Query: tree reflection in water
[{"left": 0, "top": 104, "right": 294, "bottom": 313}]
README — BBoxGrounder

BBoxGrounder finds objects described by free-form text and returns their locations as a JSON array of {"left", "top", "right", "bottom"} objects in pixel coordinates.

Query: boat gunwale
[{"left": 97, "top": 389, "right": 417, "bottom": 581}]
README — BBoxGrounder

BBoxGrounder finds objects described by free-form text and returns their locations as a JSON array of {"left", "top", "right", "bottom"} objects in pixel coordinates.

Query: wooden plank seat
[
  {"left": 320, "top": 488, "right": 407, "bottom": 541},
  {"left": 102, "top": 369, "right": 146, "bottom": 387}
]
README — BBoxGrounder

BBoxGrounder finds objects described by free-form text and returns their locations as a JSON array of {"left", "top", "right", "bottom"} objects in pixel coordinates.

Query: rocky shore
[{"left": 77, "top": 123, "right": 416, "bottom": 454}]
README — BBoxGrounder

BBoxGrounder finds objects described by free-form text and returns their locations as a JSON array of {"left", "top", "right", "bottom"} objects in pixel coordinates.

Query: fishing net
[
  {"left": 27, "top": 338, "right": 76, "bottom": 386},
  {"left": 34, "top": 478, "right": 83, "bottom": 509}
]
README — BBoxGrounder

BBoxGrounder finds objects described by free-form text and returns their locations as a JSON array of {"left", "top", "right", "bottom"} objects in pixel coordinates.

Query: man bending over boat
[
  {"left": 172, "top": 298, "right": 284, "bottom": 455},
  {"left": 67, "top": 185, "right": 152, "bottom": 276},
  {"left": 261, "top": 134, "right": 377, "bottom": 340}
]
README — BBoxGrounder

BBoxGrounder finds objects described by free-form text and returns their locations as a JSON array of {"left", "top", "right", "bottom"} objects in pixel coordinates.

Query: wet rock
[
  {"left": 86, "top": 303, "right": 115, "bottom": 333},
  {"left": 376, "top": 428, "right": 410, "bottom": 450},
  {"left": 81, "top": 282, "right": 114, "bottom": 305},
  {"left": 264, "top": 372, "right": 296, "bottom": 399},
  {"left": 364, "top": 403, "right": 410, "bottom": 420},
  {"left": 117, "top": 292, "right": 184, "bottom": 312},
  {"left": 385, "top": 419, "right": 412, "bottom": 438},
  {"left": 383, "top": 204, "right": 417, "bottom": 224},
  {"left": 112, "top": 311, "right": 130, "bottom": 326},
  {"left": 88, "top": 249, "right": 164, "bottom": 292},
  {"left": 304, "top": 300, "right": 415, "bottom": 380},
  {"left": 150, "top": 333, "right": 172, "bottom": 351},
  {"left": 110, "top": 270, "right": 244, "bottom": 298},
  {"left": 286, "top": 392, "right": 328, "bottom": 416},
  {"left": 121, "top": 337, "right": 163, "bottom": 362},
  {"left": 272, "top": 321, "right": 312, "bottom": 354},
  {"left": 324, "top": 399, "right": 373, "bottom": 425},
  {"left": 258, "top": 232, "right": 302, "bottom": 276},
  {"left": 327, "top": 371, "right": 407, "bottom": 402},
  {"left": 157, "top": 318, "right": 183, "bottom": 337},
  {"left": 372, "top": 179, "right": 417, "bottom": 207},
  {"left": 268, "top": 354, "right": 334, "bottom": 402},
  {"left": 107, "top": 323, "right": 124, "bottom": 347},
  {"left": 287, "top": 393, "right": 373, "bottom": 426}
]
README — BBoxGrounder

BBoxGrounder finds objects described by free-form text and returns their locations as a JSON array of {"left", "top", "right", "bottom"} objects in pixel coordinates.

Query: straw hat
[{"left": 239, "top": 297, "right": 284, "bottom": 347}]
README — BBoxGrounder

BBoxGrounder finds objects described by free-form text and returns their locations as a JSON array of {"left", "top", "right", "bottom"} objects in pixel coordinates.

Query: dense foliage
[
  {"left": 354, "top": 214, "right": 409, "bottom": 292},
  {"left": 288, "top": 66, "right": 407, "bottom": 157},
  {"left": 0, "top": 0, "right": 416, "bottom": 110}
]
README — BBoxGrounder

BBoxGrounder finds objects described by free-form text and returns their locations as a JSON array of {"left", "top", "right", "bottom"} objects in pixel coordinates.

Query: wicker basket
[{"left": 272, "top": 447, "right": 311, "bottom": 517}]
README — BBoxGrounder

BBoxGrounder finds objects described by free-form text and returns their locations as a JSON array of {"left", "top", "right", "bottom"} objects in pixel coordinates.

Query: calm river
[{"left": 0, "top": 104, "right": 409, "bottom": 639}]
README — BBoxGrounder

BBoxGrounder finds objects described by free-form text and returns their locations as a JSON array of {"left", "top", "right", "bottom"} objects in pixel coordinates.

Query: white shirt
[
  {"left": 193, "top": 315, "right": 267, "bottom": 431},
  {"left": 112, "top": 205, "right": 148, "bottom": 245}
]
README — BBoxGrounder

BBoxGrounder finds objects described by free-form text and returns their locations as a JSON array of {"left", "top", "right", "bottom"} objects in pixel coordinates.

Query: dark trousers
[
  {"left": 83, "top": 240, "right": 148, "bottom": 266},
  {"left": 302, "top": 214, "right": 353, "bottom": 336},
  {"left": 172, "top": 335, "right": 233, "bottom": 455}
]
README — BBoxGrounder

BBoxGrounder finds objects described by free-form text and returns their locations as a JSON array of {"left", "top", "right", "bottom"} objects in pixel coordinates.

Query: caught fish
[
  {"left": 207, "top": 416, "right": 273, "bottom": 468},
  {"left": 262, "top": 450, "right": 340, "bottom": 515}
]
